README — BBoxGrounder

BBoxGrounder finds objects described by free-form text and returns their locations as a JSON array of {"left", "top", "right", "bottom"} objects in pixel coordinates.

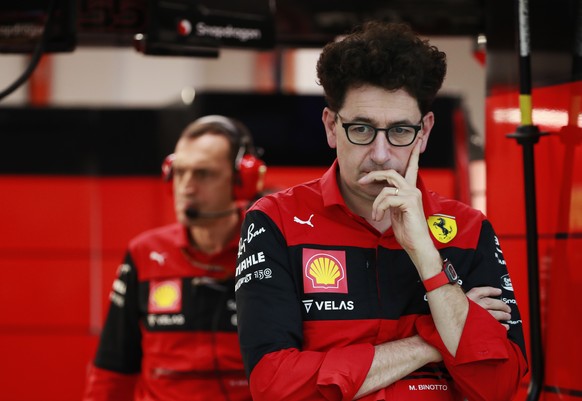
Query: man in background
[{"left": 83, "top": 115, "right": 265, "bottom": 401}]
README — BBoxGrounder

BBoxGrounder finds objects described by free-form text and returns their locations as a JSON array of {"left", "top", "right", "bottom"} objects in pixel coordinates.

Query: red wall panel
[
  {"left": 0, "top": 166, "right": 457, "bottom": 400},
  {"left": 0, "top": 334, "right": 98, "bottom": 400},
  {"left": 486, "top": 81, "right": 582, "bottom": 400}
]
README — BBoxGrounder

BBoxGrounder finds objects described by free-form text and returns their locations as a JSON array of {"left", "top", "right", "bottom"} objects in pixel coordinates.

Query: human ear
[
  {"left": 419, "top": 112, "right": 435, "bottom": 153},
  {"left": 322, "top": 108, "right": 338, "bottom": 149}
]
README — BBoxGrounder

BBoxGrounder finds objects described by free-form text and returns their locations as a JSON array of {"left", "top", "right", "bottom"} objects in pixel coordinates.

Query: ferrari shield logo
[{"left": 428, "top": 214, "right": 457, "bottom": 243}]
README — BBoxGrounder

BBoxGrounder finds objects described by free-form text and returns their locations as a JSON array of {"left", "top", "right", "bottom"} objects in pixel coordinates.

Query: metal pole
[{"left": 506, "top": 1, "right": 546, "bottom": 400}]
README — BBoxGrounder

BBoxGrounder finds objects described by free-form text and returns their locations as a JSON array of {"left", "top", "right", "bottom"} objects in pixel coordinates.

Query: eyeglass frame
[{"left": 336, "top": 113, "right": 424, "bottom": 147}]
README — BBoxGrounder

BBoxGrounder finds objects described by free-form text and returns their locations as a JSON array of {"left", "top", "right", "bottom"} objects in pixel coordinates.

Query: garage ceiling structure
[
  {"left": 3, "top": 1, "right": 575, "bottom": 91},
  {"left": 0, "top": 0, "right": 487, "bottom": 54},
  {"left": 275, "top": 0, "right": 486, "bottom": 46}
]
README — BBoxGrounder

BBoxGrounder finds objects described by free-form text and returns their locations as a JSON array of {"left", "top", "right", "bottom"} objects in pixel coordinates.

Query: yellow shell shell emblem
[
  {"left": 152, "top": 282, "right": 179, "bottom": 308},
  {"left": 309, "top": 256, "right": 341, "bottom": 285},
  {"left": 428, "top": 214, "right": 458, "bottom": 243}
]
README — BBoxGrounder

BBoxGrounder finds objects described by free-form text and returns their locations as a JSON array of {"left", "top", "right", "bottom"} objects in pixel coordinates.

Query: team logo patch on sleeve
[
  {"left": 148, "top": 279, "right": 182, "bottom": 313},
  {"left": 501, "top": 274, "right": 514, "bottom": 291},
  {"left": 303, "top": 249, "right": 348, "bottom": 294},
  {"left": 428, "top": 214, "right": 458, "bottom": 243}
]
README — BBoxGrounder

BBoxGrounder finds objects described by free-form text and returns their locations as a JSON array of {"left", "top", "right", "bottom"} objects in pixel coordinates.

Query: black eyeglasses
[{"left": 336, "top": 113, "right": 423, "bottom": 147}]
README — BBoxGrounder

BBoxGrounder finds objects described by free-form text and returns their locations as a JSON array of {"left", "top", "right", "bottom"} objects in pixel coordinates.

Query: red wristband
[{"left": 423, "top": 258, "right": 458, "bottom": 292}]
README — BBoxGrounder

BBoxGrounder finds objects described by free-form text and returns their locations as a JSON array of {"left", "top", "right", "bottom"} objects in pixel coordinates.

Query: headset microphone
[{"left": 185, "top": 207, "right": 238, "bottom": 219}]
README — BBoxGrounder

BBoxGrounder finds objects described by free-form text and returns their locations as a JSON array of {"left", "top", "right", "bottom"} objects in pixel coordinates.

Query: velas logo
[
  {"left": 303, "top": 248, "right": 347, "bottom": 294},
  {"left": 148, "top": 279, "right": 182, "bottom": 313},
  {"left": 428, "top": 214, "right": 458, "bottom": 243}
]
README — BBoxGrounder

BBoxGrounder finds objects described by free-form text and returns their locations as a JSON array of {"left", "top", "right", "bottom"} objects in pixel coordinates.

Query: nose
[
  {"left": 179, "top": 171, "right": 198, "bottom": 195},
  {"left": 368, "top": 130, "right": 393, "bottom": 165}
]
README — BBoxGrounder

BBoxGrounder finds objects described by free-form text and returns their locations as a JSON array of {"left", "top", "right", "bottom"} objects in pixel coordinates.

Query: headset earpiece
[
  {"left": 161, "top": 153, "right": 175, "bottom": 182},
  {"left": 234, "top": 153, "right": 267, "bottom": 201}
]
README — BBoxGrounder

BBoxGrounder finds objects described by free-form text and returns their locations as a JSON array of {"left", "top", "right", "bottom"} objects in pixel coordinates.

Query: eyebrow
[{"left": 347, "top": 115, "right": 418, "bottom": 126}]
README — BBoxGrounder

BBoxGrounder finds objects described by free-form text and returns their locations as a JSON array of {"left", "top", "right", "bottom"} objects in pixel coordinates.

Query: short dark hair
[
  {"left": 316, "top": 21, "right": 447, "bottom": 116},
  {"left": 179, "top": 115, "right": 255, "bottom": 171}
]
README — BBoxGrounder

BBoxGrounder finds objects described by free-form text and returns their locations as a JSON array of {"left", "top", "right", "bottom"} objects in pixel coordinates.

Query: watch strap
[
  {"left": 423, "top": 258, "right": 457, "bottom": 292},
  {"left": 423, "top": 271, "right": 451, "bottom": 292}
]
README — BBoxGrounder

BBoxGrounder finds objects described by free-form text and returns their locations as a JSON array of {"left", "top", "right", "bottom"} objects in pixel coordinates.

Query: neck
[{"left": 188, "top": 212, "right": 240, "bottom": 254}]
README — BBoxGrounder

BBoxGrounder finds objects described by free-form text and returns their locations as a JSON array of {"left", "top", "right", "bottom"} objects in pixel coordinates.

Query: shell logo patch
[
  {"left": 303, "top": 248, "right": 347, "bottom": 294},
  {"left": 428, "top": 214, "right": 458, "bottom": 243},
  {"left": 148, "top": 279, "right": 182, "bottom": 313}
]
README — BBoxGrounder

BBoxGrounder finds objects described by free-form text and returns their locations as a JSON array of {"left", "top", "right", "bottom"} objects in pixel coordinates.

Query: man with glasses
[{"left": 235, "top": 21, "right": 527, "bottom": 400}]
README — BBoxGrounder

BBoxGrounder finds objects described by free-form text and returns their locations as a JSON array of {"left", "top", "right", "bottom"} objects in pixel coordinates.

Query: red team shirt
[
  {"left": 235, "top": 161, "right": 528, "bottom": 401},
  {"left": 83, "top": 216, "right": 252, "bottom": 401}
]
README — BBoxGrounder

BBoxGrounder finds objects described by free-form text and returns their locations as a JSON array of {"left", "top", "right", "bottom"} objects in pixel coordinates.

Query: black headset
[{"left": 161, "top": 115, "right": 266, "bottom": 201}]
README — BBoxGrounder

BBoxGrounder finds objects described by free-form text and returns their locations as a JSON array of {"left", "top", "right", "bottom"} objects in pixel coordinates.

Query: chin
[
  {"left": 353, "top": 183, "right": 381, "bottom": 200},
  {"left": 177, "top": 210, "right": 192, "bottom": 223}
]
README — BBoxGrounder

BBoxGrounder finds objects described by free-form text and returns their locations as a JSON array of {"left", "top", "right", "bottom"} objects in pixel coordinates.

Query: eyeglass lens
[{"left": 346, "top": 124, "right": 418, "bottom": 146}]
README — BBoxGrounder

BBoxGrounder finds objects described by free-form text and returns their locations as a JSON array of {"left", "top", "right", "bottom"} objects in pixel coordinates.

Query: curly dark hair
[{"left": 316, "top": 21, "right": 447, "bottom": 116}]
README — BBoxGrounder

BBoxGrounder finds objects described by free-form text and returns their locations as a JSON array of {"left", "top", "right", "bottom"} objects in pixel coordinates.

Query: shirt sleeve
[
  {"left": 83, "top": 252, "right": 143, "bottom": 400},
  {"left": 415, "top": 220, "right": 528, "bottom": 401},
  {"left": 235, "top": 208, "right": 374, "bottom": 401},
  {"left": 82, "top": 365, "right": 138, "bottom": 401}
]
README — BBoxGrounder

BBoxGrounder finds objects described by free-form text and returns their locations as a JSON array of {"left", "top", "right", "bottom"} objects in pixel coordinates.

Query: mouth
[
  {"left": 179, "top": 198, "right": 197, "bottom": 208},
  {"left": 361, "top": 165, "right": 389, "bottom": 175},
  {"left": 178, "top": 201, "right": 199, "bottom": 216}
]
